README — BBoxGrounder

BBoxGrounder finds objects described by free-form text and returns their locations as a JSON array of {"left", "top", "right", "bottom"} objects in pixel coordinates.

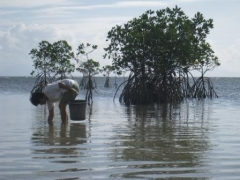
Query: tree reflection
[{"left": 109, "top": 100, "right": 213, "bottom": 178}]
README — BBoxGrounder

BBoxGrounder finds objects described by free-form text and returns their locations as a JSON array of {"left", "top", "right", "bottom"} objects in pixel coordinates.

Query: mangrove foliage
[
  {"left": 29, "top": 40, "right": 75, "bottom": 93},
  {"left": 104, "top": 6, "right": 220, "bottom": 105},
  {"left": 76, "top": 43, "right": 101, "bottom": 104}
]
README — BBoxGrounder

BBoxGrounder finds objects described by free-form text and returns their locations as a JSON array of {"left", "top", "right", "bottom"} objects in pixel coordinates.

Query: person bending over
[{"left": 30, "top": 79, "right": 79, "bottom": 125}]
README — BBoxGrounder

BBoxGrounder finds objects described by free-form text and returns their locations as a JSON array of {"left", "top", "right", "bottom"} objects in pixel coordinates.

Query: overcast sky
[{"left": 0, "top": 0, "right": 239, "bottom": 77}]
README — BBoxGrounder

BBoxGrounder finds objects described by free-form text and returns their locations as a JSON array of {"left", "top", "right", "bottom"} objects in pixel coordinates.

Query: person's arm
[
  {"left": 48, "top": 108, "right": 54, "bottom": 125},
  {"left": 58, "top": 82, "right": 78, "bottom": 94}
]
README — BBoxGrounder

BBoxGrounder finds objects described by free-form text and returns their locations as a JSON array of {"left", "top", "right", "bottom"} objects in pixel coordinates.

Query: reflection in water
[
  {"left": 3, "top": 77, "right": 240, "bottom": 179},
  {"left": 109, "top": 100, "right": 213, "bottom": 179},
  {"left": 29, "top": 98, "right": 215, "bottom": 179},
  {"left": 31, "top": 123, "right": 87, "bottom": 162}
]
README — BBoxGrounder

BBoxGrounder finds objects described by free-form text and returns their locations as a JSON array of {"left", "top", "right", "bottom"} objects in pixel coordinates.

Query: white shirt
[{"left": 43, "top": 79, "right": 75, "bottom": 110}]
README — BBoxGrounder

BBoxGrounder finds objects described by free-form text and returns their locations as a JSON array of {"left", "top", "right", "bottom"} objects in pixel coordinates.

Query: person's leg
[
  {"left": 59, "top": 102, "right": 68, "bottom": 125},
  {"left": 60, "top": 82, "right": 79, "bottom": 124},
  {"left": 60, "top": 85, "right": 78, "bottom": 124}
]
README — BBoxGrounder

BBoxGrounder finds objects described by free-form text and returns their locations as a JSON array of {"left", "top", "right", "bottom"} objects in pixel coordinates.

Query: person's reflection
[{"left": 31, "top": 123, "right": 87, "bottom": 157}]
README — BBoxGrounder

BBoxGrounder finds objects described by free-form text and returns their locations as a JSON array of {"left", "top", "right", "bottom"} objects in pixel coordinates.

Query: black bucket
[{"left": 68, "top": 100, "right": 87, "bottom": 120}]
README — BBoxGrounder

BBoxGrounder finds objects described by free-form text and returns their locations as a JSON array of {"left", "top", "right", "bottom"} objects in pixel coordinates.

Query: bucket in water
[{"left": 69, "top": 100, "right": 87, "bottom": 120}]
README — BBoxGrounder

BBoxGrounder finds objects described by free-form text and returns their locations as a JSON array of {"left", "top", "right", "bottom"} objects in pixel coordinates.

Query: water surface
[{"left": 1, "top": 77, "right": 240, "bottom": 180}]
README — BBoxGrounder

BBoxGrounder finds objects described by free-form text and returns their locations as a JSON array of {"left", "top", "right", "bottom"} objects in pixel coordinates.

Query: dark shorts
[{"left": 60, "top": 82, "right": 79, "bottom": 104}]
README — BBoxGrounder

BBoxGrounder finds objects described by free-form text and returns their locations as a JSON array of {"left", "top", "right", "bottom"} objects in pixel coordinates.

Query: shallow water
[{"left": 1, "top": 77, "right": 240, "bottom": 180}]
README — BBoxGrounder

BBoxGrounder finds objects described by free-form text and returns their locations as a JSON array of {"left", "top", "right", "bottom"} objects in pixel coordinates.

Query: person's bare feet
[{"left": 61, "top": 120, "right": 68, "bottom": 125}]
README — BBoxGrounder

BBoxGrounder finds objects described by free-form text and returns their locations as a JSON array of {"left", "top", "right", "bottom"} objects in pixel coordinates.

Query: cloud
[
  {"left": 1, "top": 24, "right": 58, "bottom": 50},
  {"left": 92, "top": 1, "right": 168, "bottom": 9},
  {"left": 0, "top": 0, "right": 198, "bottom": 13},
  {"left": 109, "top": 0, "right": 199, "bottom": 8},
  {"left": 0, "top": 23, "right": 65, "bottom": 76},
  {"left": 0, "top": 0, "right": 239, "bottom": 77},
  {"left": 0, "top": 22, "right": 115, "bottom": 76},
  {"left": 0, "top": 0, "right": 72, "bottom": 8},
  {"left": 0, "top": 0, "right": 198, "bottom": 9},
  {"left": 204, "top": 38, "right": 240, "bottom": 77},
  {"left": 221, "top": 40, "right": 240, "bottom": 72}
]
